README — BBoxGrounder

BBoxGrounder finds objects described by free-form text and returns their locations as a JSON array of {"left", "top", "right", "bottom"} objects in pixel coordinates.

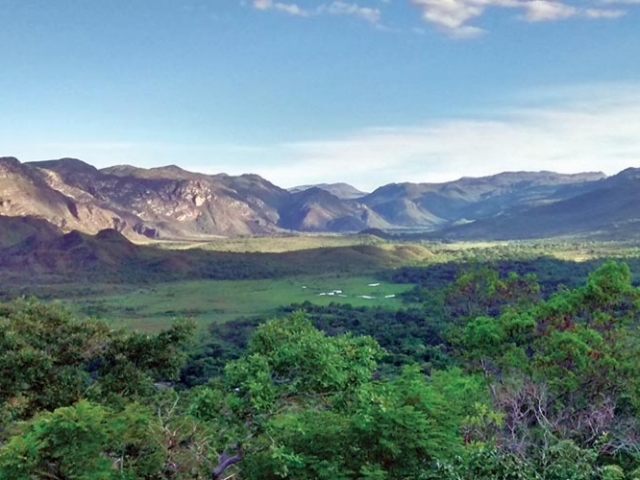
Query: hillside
[
  {"left": 279, "top": 187, "right": 391, "bottom": 232},
  {"left": 0, "top": 215, "right": 62, "bottom": 249},
  {"left": 0, "top": 227, "right": 423, "bottom": 286},
  {"left": 30, "top": 158, "right": 288, "bottom": 238}
]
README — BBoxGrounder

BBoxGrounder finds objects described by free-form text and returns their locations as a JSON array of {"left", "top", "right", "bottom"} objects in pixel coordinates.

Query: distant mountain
[
  {"left": 361, "top": 171, "right": 606, "bottom": 230},
  {"left": 279, "top": 187, "right": 390, "bottom": 232},
  {"left": 289, "top": 183, "right": 369, "bottom": 200},
  {"left": 439, "top": 168, "right": 640, "bottom": 240},
  {"left": 2, "top": 155, "right": 635, "bottom": 241}
]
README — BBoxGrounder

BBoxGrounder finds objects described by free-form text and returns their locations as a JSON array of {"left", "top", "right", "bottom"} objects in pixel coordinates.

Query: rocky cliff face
[
  {"left": 0, "top": 157, "right": 124, "bottom": 234},
  {"left": 27, "top": 159, "right": 291, "bottom": 238}
]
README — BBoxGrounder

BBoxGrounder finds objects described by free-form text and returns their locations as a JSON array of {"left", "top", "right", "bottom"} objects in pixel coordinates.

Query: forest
[{"left": 2, "top": 260, "right": 640, "bottom": 479}]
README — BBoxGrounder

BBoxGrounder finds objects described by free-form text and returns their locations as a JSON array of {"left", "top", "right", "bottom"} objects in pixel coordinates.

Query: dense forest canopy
[{"left": 2, "top": 261, "right": 640, "bottom": 479}]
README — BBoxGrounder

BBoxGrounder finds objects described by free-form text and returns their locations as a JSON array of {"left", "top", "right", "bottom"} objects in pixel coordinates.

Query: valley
[
  {"left": 4, "top": 2, "right": 640, "bottom": 476},
  {"left": 4, "top": 156, "right": 640, "bottom": 480}
]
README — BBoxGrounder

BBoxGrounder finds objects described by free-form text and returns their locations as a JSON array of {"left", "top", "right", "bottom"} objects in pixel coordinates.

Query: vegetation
[{"left": 4, "top": 257, "right": 640, "bottom": 478}]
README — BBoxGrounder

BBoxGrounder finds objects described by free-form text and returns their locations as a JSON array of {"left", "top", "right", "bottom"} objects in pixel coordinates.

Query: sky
[{"left": 1, "top": 0, "right": 639, "bottom": 190}]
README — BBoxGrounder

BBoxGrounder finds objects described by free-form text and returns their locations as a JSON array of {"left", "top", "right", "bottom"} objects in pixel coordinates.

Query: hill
[
  {"left": 361, "top": 171, "right": 605, "bottom": 230},
  {"left": 0, "top": 227, "right": 424, "bottom": 286}
]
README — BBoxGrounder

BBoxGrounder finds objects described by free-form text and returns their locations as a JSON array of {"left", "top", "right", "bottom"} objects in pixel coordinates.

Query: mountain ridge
[{"left": 2, "top": 155, "right": 627, "bottom": 241}]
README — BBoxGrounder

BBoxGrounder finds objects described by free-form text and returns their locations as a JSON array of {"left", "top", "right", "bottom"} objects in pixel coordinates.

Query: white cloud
[
  {"left": 251, "top": 0, "right": 383, "bottom": 23},
  {"left": 584, "top": 7, "right": 626, "bottom": 17},
  {"left": 321, "top": 1, "right": 382, "bottom": 22},
  {"left": 250, "top": 0, "right": 635, "bottom": 36},
  {"left": 252, "top": 0, "right": 311, "bottom": 16},
  {"left": 412, "top": 0, "right": 630, "bottom": 37},
  {"left": 522, "top": 0, "right": 577, "bottom": 21}
]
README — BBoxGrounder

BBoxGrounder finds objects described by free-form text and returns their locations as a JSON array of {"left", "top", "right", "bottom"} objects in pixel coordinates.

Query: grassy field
[
  {"left": 149, "top": 233, "right": 640, "bottom": 263},
  {"left": 65, "top": 274, "right": 411, "bottom": 332},
  {"left": 148, "top": 233, "right": 385, "bottom": 253}
]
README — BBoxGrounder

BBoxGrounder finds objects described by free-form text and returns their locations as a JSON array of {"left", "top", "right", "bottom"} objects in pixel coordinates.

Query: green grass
[{"left": 65, "top": 275, "right": 412, "bottom": 333}]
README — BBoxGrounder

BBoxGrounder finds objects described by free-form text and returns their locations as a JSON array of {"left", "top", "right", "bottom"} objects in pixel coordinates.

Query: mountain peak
[
  {"left": 289, "top": 182, "right": 369, "bottom": 200},
  {"left": 28, "top": 158, "right": 99, "bottom": 175}
]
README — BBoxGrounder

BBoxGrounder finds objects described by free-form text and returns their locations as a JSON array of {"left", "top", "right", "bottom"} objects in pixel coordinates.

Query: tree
[
  {"left": 189, "top": 313, "right": 470, "bottom": 479},
  {"left": 0, "top": 400, "right": 163, "bottom": 480},
  {"left": 455, "top": 261, "right": 640, "bottom": 474},
  {"left": 0, "top": 299, "right": 195, "bottom": 420}
]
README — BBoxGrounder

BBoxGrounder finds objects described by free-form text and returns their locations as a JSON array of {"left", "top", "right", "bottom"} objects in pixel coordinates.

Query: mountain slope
[
  {"left": 362, "top": 171, "right": 605, "bottom": 230},
  {"left": 439, "top": 168, "right": 640, "bottom": 240},
  {"left": 0, "top": 157, "right": 128, "bottom": 234},
  {"left": 0, "top": 215, "right": 62, "bottom": 249},
  {"left": 29, "top": 159, "right": 289, "bottom": 238},
  {"left": 2, "top": 156, "right": 632, "bottom": 240}
]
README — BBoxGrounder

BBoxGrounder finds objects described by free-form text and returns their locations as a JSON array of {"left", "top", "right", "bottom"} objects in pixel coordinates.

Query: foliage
[
  {"left": 0, "top": 299, "right": 194, "bottom": 419},
  {"left": 5, "top": 258, "right": 640, "bottom": 479},
  {"left": 0, "top": 400, "right": 163, "bottom": 480}
]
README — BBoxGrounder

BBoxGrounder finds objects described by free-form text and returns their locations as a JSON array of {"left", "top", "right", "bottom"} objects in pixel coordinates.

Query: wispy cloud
[
  {"left": 251, "top": 0, "right": 383, "bottom": 23},
  {"left": 13, "top": 85, "right": 640, "bottom": 192},
  {"left": 250, "top": 0, "right": 630, "bottom": 36},
  {"left": 239, "top": 84, "right": 640, "bottom": 190},
  {"left": 253, "top": 0, "right": 311, "bottom": 16},
  {"left": 412, "top": 0, "right": 629, "bottom": 37},
  {"left": 320, "top": 1, "right": 382, "bottom": 22}
]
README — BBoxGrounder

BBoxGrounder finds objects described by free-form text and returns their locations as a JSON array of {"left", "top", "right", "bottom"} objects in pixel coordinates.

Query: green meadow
[
  {"left": 20, "top": 236, "right": 640, "bottom": 334},
  {"left": 65, "top": 275, "right": 411, "bottom": 332}
]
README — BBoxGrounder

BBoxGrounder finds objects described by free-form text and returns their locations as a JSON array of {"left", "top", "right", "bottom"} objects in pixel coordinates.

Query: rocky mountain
[
  {"left": 28, "top": 158, "right": 289, "bottom": 238},
  {"left": 0, "top": 156, "right": 629, "bottom": 241},
  {"left": 0, "top": 157, "right": 124, "bottom": 234}
]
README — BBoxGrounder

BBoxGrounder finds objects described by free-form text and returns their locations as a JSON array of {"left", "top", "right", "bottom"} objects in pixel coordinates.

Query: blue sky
[{"left": 1, "top": 0, "right": 639, "bottom": 190}]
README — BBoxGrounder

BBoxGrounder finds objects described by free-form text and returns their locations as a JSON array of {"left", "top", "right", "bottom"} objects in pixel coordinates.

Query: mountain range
[{"left": 2, "top": 155, "right": 638, "bottom": 243}]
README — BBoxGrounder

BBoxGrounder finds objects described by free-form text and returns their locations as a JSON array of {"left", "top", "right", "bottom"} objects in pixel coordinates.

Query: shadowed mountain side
[
  {"left": 0, "top": 228, "right": 429, "bottom": 284},
  {"left": 0, "top": 215, "right": 62, "bottom": 249},
  {"left": 437, "top": 168, "right": 640, "bottom": 240}
]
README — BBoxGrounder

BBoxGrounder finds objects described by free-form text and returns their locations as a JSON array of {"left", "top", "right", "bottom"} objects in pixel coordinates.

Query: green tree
[
  {"left": 0, "top": 400, "right": 163, "bottom": 480},
  {"left": 0, "top": 299, "right": 195, "bottom": 420},
  {"left": 190, "top": 313, "right": 471, "bottom": 479}
]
